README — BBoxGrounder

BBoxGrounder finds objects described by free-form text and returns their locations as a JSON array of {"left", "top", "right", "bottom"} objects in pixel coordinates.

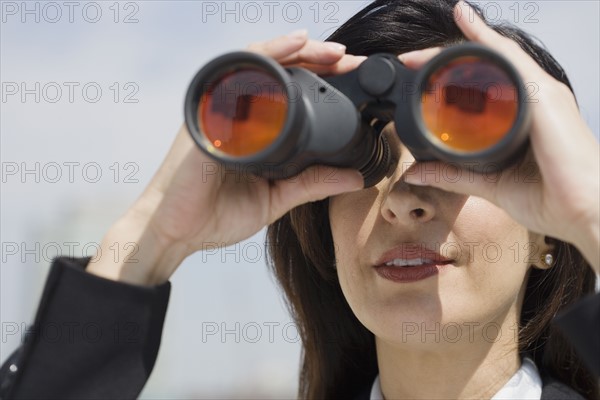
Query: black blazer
[{"left": 0, "top": 257, "right": 598, "bottom": 399}]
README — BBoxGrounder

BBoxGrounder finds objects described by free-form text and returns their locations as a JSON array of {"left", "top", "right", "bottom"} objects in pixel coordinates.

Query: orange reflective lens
[
  {"left": 199, "top": 69, "right": 288, "bottom": 157},
  {"left": 421, "top": 57, "right": 518, "bottom": 152}
]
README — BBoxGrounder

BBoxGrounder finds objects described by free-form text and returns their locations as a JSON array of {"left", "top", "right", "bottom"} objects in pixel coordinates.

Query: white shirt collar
[{"left": 369, "top": 357, "right": 542, "bottom": 400}]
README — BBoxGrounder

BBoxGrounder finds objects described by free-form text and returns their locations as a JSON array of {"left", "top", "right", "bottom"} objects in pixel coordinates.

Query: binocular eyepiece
[{"left": 185, "top": 43, "right": 530, "bottom": 187}]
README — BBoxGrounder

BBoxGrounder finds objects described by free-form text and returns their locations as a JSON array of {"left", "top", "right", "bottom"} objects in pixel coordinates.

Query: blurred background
[{"left": 1, "top": 1, "right": 598, "bottom": 398}]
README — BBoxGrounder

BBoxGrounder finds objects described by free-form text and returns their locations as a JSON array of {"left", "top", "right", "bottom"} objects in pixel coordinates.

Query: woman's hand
[
  {"left": 401, "top": 1, "right": 600, "bottom": 272},
  {"left": 87, "top": 31, "right": 365, "bottom": 285}
]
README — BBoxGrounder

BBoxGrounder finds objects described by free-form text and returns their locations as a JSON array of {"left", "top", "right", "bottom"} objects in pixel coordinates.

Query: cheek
[
  {"left": 455, "top": 197, "right": 528, "bottom": 266},
  {"left": 448, "top": 198, "right": 532, "bottom": 314},
  {"left": 329, "top": 189, "right": 379, "bottom": 253},
  {"left": 329, "top": 190, "right": 380, "bottom": 308}
]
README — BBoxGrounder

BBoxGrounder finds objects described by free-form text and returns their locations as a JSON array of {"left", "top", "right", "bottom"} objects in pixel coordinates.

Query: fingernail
[
  {"left": 354, "top": 55, "right": 368, "bottom": 66},
  {"left": 404, "top": 176, "right": 427, "bottom": 186},
  {"left": 403, "top": 170, "right": 427, "bottom": 186},
  {"left": 456, "top": 0, "right": 477, "bottom": 22},
  {"left": 287, "top": 29, "right": 308, "bottom": 39},
  {"left": 398, "top": 49, "right": 424, "bottom": 61},
  {"left": 347, "top": 171, "right": 365, "bottom": 191},
  {"left": 457, "top": 0, "right": 470, "bottom": 10},
  {"left": 324, "top": 41, "right": 347, "bottom": 53}
]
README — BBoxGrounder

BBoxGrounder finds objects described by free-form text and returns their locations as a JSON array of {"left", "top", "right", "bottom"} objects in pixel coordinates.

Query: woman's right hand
[{"left": 86, "top": 30, "right": 366, "bottom": 286}]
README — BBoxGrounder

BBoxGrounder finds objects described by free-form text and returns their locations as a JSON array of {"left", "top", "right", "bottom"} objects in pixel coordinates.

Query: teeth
[{"left": 385, "top": 258, "right": 435, "bottom": 267}]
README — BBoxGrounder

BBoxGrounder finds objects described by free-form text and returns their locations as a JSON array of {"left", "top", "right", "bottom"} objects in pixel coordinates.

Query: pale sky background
[{"left": 1, "top": 1, "right": 599, "bottom": 398}]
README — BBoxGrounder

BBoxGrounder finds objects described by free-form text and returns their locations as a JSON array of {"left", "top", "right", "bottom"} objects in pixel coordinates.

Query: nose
[
  {"left": 380, "top": 125, "right": 437, "bottom": 225},
  {"left": 381, "top": 178, "right": 436, "bottom": 225}
]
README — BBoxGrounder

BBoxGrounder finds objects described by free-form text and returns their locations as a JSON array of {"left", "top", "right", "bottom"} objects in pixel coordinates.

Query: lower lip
[{"left": 374, "top": 263, "right": 451, "bottom": 283}]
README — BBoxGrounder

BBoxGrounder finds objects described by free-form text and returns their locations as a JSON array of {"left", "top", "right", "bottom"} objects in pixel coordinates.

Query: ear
[{"left": 531, "top": 234, "right": 556, "bottom": 270}]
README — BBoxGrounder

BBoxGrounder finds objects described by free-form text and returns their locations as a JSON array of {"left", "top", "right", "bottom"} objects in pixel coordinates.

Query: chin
[{"left": 359, "top": 291, "right": 496, "bottom": 346}]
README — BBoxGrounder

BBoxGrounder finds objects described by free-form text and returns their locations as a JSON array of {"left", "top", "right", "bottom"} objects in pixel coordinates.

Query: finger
[
  {"left": 247, "top": 29, "right": 309, "bottom": 60},
  {"left": 453, "top": 1, "right": 545, "bottom": 82},
  {"left": 278, "top": 40, "right": 347, "bottom": 66},
  {"left": 453, "top": 2, "right": 592, "bottom": 174},
  {"left": 268, "top": 166, "right": 364, "bottom": 222},
  {"left": 294, "top": 55, "right": 368, "bottom": 76},
  {"left": 398, "top": 47, "right": 443, "bottom": 70},
  {"left": 403, "top": 161, "right": 499, "bottom": 201}
]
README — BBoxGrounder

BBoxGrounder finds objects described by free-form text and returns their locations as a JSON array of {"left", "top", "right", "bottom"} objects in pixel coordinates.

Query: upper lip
[{"left": 374, "top": 244, "right": 453, "bottom": 267}]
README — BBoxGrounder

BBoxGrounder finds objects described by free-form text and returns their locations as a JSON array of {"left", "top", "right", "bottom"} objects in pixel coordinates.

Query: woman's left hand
[{"left": 401, "top": 1, "right": 599, "bottom": 272}]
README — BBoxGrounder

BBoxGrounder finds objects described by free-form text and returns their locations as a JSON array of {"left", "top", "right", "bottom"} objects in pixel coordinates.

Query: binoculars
[{"left": 184, "top": 43, "right": 530, "bottom": 187}]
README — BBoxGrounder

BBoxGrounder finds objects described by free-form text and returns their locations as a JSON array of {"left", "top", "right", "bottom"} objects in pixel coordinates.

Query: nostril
[
  {"left": 412, "top": 208, "right": 425, "bottom": 218},
  {"left": 385, "top": 209, "right": 397, "bottom": 220}
]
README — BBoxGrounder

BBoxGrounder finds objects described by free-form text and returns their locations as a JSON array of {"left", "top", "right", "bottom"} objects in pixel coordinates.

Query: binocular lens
[
  {"left": 421, "top": 56, "right": 519, "bottom": 152},
  {"left": 199, "top": 68, "right": 288, "bottom": 157}
]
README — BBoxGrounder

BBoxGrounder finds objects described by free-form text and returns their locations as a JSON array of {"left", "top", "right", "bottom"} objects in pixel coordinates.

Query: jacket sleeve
[
  {"left": 553, "top": 292, "right": 600, "bottom": 377},
  {"left": 0, "top": 257, "right": 171, "bottom": 399}
]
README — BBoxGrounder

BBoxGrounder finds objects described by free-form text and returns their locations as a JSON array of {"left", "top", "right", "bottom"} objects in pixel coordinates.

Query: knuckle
[
  {"left": 497, "top": 37, "right": 523, "bottom": 59},
  {"left": 472, "top": 26, "right": 496, "bottom": 45},
  {"left": 246, "top": 42, "right": 263, "bottom": 53},
  {"left": 504, "top": 38, "right": 522, "bottom": 52},
  {"left": 542, "top": 79, "right": 573, "bottom": 100},
  {"left": 298, "top": 170, "right": 317, "bottom": 200},
  {"left": 555, "top": 81, "right": 575, "bottom": 98}
]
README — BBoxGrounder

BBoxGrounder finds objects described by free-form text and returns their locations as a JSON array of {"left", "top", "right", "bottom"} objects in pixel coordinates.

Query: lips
[
  {"left": 383, "top": 257, "right": 448, "bottom": 267},
  {"left": 374, "top": 244, "right": 453, "bottom": 267},
  {"left": 373, "top": 244, "right": 454, "bottom": 283}
]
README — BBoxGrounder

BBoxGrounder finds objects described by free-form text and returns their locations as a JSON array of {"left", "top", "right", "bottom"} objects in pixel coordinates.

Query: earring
[{"left": 541, "top": 252, "right": 554, "bottom": 269}]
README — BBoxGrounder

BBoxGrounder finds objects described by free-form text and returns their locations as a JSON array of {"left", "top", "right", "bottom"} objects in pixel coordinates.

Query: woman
[
  {"left": 1, "top": 0, "right": 598, "bottom": 399},
  {"left": 266, "top": 1, "right": 600, "bottom": 399}
]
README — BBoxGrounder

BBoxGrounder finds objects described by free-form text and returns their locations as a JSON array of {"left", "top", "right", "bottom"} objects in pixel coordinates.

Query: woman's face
[{"left": 329, "top": 125, "right": 544, "bottom": 348}]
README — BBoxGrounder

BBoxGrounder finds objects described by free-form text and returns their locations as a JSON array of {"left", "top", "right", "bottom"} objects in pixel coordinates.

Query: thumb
[{"left": 268, "top": 165, "right": 364, "bottom": 222}]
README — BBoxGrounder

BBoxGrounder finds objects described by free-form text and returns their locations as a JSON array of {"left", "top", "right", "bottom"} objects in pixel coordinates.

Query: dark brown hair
[{"left": 266, "top": 1, "right": 598, "bottom": 398}]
